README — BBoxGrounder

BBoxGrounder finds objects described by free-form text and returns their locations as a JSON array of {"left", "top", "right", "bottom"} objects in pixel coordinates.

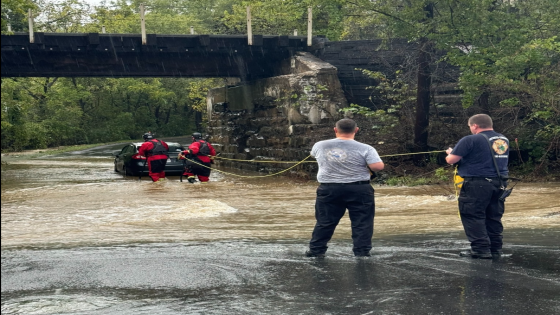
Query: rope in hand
[
  {"left": 181, "top": 155, "right": 313, "bottom": 178},
  {"left": 183, "top": 150, "right": 445, "bottom": 179},
  {"left": 212, "top": 150, "right": 446, "bottom": 163},
  {"left": 453, "top": 166, "right": 463, "bottom": 218}
]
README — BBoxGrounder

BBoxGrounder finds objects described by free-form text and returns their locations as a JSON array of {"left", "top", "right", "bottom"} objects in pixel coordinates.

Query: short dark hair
[
  {"left": 335, "top": 118, "right": 357, "bottom": 134},
  {"left": 468, "top": 114, "right": 493, "bottom": 129}
]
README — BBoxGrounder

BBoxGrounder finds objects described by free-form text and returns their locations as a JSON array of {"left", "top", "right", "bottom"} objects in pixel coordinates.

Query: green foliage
[
  {"left": 221, "top": 0, "right": 346, "bottom": 40},
  {"left": 386, "top": 176, "right": 430, "bottom": 187},
  {"left": 1, "top": 0, "right": 35, "bottom": 33},
  {"left": 340, "top": 0, "right": 559, "bottom": 168},
  {"left": 434, "top": 167, "right": 451, "bottom": 182},
  {"left": 385, "top": 167, "right": 452, "bottom": 186},
  {"left": 1, "top": 0, "right": 559, "bottom": 170},
  {"left": 0, "top": 75, "right": 220, "bottom": 151},
  {"left": 340, "top": 69, "right": 414, "bottom": 133}
]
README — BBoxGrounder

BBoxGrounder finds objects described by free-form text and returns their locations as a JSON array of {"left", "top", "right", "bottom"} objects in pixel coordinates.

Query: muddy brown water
[
  {"left": 1, "top": 143, "right": 558, "bottom": 249},
  {"left": 1, "top": 143, "right": 559, "bottom": 315}
]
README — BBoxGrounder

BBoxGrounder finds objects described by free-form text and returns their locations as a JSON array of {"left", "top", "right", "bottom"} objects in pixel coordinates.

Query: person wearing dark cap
[
  {"left": 178, "top": 133, "right": 216, "bottom": 183},
  {"left": 138, "top": 132, "right": 169, "bottom": 182}
]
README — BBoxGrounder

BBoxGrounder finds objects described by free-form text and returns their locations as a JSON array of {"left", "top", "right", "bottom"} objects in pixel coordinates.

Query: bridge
[{"left": 1, "top": 32, "right": 323, "bottom": 79}]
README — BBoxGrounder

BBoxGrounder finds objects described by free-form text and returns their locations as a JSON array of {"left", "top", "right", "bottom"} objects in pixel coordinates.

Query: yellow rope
[
  {"left": 381, "top": 150, "right": 446, "bottom": 157},
  {"left": 182, "top": 155, "right": 313, "bottom": 178},
  {"left": 180, "top": 149, "right": 446, "bottom": 179},
  {"left": 453, "top": 166, "right": 462, "bottom": 218},
  {"left": 212, "top": 150, "right": 445, "bottom": 163}
]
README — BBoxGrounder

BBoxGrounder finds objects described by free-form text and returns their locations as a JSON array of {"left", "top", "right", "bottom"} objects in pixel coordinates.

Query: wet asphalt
[
  {"left": 2, "top": 141, "right": 559, "bottom": 314},
  {"left": 2, "top": 230, "right": 559, "bottom": 315}
]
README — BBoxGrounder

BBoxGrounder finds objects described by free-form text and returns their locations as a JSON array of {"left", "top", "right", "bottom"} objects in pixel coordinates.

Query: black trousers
[
  {"left": 458, "top": 178, "right": 506, "bottom": 253},
  {"left": 309, "top": 183, "right": 375, "bottom": 255},
  {"left": 149, "top": 158, "right": 167, "bottom": 173},
  {"left": 184, "top": 157, "right": 212, "bottom": 177}
]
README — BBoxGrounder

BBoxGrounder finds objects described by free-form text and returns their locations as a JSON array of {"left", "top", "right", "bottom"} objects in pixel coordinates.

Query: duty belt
[
  {"left": 320, "top": 181, "right": 370, "bottom": 186},
  {"left": 463, "top": 177, "right": 505, "bottom": 182}
]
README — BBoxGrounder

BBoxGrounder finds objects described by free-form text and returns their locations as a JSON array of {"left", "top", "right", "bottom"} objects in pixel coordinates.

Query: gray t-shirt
[{"left": 311, "top": 139, "right": 382, "bottom": 183}]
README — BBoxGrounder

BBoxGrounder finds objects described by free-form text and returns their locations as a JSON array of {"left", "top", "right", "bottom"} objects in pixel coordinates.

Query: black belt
[
  {"left": 320, "top": 181, "right": 370, "bottom": 186},
  {"left": 463, "top": 177, "right": 504, "bottom": 181}
]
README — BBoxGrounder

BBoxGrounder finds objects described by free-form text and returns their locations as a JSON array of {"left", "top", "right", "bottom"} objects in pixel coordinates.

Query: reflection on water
[{"left": 1, "top": 152, "right": 559, "bottom": 249}]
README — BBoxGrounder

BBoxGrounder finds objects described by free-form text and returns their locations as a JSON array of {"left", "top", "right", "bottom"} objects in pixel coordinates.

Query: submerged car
[{"left": 113, "top": 142, "right": 186, "bottom": 176}]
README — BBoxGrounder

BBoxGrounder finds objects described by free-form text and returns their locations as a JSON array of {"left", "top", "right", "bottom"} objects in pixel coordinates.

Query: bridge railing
[{"left": 12, "top": 5, "right": 316, "bottom": 48}]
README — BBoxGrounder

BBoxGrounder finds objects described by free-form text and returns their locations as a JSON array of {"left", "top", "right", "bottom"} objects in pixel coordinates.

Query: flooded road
[{"left": 2, "top": 140, "right": 559, "bottom": 314}]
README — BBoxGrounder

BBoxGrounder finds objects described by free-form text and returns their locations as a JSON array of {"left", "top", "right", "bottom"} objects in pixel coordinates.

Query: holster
[{"left": 499, "top": 187, "right": 513, "bottom": 202}]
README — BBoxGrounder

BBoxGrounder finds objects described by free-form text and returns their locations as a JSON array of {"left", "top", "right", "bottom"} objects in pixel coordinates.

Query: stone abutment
[{"left": 206, "top": 52, "right": 347, "bottom": 178}]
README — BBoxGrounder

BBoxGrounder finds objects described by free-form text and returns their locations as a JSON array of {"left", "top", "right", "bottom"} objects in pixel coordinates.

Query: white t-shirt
[{"left": 311, "top": 139, "right": 382, "bottom": 183}]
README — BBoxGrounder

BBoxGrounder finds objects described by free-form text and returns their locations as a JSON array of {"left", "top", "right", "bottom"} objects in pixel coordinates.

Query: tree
[
  {"left": 340, "top": 0, "right": 559, "bottom": 160},
  {"left": 219, "top": 0, "right": 346, "bottom": 39},
  {"left": 1, "top": 0, "right": 35, "bottom": 33}
]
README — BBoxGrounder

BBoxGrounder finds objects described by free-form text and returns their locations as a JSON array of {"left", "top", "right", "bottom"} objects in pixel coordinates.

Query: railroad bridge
[
  {"left": 0, "top": 33, "right": 320, "bottom": 80},
  {"left": 1, "top": 32, "right": 455, "bottom": 107},
  {"left": 1, "top": 32, "right": 460, "bottom": 175}
]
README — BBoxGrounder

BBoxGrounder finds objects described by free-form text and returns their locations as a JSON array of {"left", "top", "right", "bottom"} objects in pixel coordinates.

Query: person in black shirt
[{"left": 446, "top": 114, "right": 509, "bottom": 259}]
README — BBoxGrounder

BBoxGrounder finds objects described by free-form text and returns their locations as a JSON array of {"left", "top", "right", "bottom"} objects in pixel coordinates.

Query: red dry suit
[
  {"left": 138, "top": 139, "right": 169, "bottom": 182},
  {"left": 181, "top": 140, "right": 216, "bottom": 182}
]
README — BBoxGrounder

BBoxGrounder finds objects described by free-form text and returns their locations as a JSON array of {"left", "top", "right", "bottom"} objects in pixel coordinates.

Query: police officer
[
  {"left": 446, "top": 114, "right": 509, "bottom": 259},
  {"left": 306, "top": 118, "right": 384, "bottom": 258},
  {"left": 138, "top": 132, "right": 169, "bottom": 182},
  {"left": 178, "top": 133, "right": 216, "bottom": 183}
]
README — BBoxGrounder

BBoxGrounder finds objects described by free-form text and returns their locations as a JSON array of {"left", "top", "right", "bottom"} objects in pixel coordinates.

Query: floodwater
[{"left": 1, "top": 139, "right": 559, "bottom": 314}]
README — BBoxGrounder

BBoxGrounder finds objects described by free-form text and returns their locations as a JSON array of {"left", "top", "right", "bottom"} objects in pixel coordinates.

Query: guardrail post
[
  {"left": 294, "top": 29, "right": 297, "bottom": 36},
  {"left": 190, "top": 26, "right": 194, "bottom": 34},
  {"left": 247, "top": 6, "right": 252, "bottom": 45},
  {"left": 140, "top": 3, "right": 146, "bottom": 45},
  {"left": 102, "top": 25, "right": 106, "bottom": 33},
  {"left": 28, "top": 9, "right": 34, "bottom": 43},
  {"left": 307, "top": 7, "right": 312, "bottom": 46}
]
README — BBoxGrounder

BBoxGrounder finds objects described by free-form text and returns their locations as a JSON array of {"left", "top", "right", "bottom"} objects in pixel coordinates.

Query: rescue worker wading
[
  {"left": 138, "top": 132, "right": 170, "bottom": 182},
  {"left": 306, "top": 118, "right": 384, "bottom": 258},
  {"left": 446, "top": 114, "right": 509, "bottom": 259},
  {"left": 178, "top": 133, "right": 216, "bottom": 183}
]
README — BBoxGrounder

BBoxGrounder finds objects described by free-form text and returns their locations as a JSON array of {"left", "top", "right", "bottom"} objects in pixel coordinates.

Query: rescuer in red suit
[
  {"left": 178, "top": 132, "right": 216, "bottom": 183},
  {"left": 138, "top": 132, "right": 169, "bottom": 182}
]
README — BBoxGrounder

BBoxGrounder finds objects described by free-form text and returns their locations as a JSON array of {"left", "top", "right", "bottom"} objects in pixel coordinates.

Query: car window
[
  {"left": 124, "top": 145, "right": 135, "bottom": 154},
  {"left": 168, "top": 145, "right": 184, "bottom": 152},
  {"left": 132, "top": 143, "right": 183, "bottom": 154},
  {"left": 121, "top": 145, "right": 130, "bottom": 154}
]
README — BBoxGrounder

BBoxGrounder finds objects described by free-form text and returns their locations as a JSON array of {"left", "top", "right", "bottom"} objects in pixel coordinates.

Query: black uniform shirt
[{"left": 452, "top": 131, "right": 509, "bottom": 177}]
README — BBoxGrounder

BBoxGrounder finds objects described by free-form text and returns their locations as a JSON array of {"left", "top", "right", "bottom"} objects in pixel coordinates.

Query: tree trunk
[
  {"left": 195, "top": 111, "right": 203, "bottom": 132},
  {"left": 413, "top": 3, "right": 434, "bottom": 164},
  {"left": 414, "top": 38, "right": 432, "bottom": 152},
  {"left": 478, "top": 91, "right": 490, "bottom": 114}
]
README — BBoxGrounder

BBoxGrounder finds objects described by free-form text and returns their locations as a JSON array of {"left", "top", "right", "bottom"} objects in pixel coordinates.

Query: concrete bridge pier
[{"left": 206, "top": 52, "right": 348, "bottom": 177}]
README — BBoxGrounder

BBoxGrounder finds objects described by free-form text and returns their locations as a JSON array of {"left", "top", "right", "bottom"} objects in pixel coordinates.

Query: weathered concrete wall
[{"left": 206, "top": 52, "right": 347, "bottom": 176}]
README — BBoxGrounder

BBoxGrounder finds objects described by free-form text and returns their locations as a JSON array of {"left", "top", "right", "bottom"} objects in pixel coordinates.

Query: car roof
[{"left": 132, "top": 142, "right": 183, "bottom": 147}]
